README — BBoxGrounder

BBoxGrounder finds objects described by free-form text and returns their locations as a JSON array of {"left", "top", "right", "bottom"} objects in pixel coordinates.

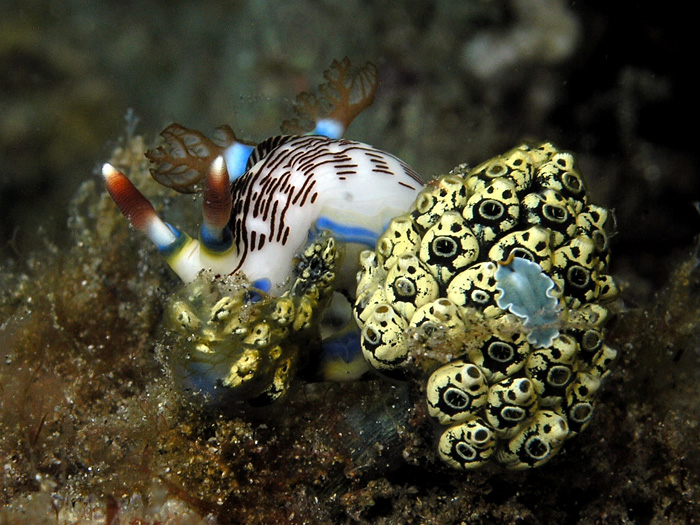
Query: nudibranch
[
  {"left": 103, "top": 59, "right": 423, "bottom": 406},
  {"left": 354, "top": 142, "right": 619, "bottom": 469}
]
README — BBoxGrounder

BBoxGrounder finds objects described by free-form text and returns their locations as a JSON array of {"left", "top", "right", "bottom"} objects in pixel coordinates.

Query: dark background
[{"left": 1, "top": 2, "right": 699, "bottom": 522}]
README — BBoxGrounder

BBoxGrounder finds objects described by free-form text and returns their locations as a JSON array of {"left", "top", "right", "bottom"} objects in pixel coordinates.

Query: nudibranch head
[{"left": 354, "top": 142, "right": 619, "bottom": 470}]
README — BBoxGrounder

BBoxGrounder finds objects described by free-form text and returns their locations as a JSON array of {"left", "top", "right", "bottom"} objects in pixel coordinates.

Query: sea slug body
[{"left": 102, "top": 59, "right": 423, "bottom": 405}]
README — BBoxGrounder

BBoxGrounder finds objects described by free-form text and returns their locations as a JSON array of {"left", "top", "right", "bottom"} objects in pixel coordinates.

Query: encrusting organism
[{"left": 354, "top": 143, "right": 619, "bottom": 468}]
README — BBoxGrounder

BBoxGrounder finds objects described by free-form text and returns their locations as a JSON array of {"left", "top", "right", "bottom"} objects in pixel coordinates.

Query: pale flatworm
[{"left": 495, "top": 257, "right": 560, "bottom": 348}]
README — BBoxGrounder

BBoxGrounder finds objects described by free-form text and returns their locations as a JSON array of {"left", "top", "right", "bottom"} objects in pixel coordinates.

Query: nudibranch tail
[{"left": 316, "top": 293, "right": 370, "bottom": 382}]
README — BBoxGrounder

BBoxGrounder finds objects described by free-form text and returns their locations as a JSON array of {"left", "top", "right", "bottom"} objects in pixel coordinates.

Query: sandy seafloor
[{"left": 1, "top": 1, "right": 699, "bottom": 523}]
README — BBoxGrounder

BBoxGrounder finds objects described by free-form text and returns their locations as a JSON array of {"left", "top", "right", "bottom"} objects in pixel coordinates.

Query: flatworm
[{"left": 495, "top": 256, "right": 560, "bottom": 348}]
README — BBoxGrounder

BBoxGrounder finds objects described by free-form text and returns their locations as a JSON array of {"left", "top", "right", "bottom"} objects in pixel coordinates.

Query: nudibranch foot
[{"left": 354, "top": 142, "right": 619, "bottom": 470}]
